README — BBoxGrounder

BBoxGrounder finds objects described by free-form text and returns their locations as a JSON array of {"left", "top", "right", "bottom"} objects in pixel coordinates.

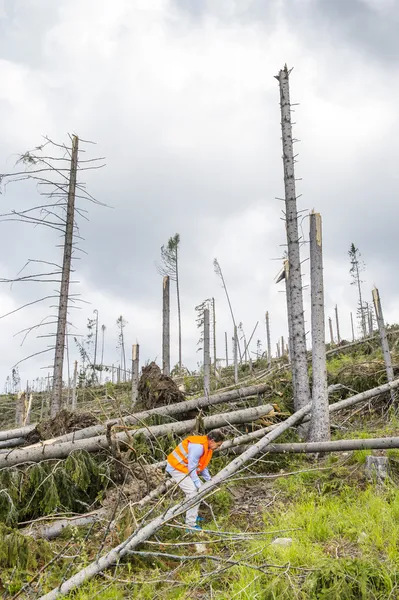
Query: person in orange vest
[{"left": 166, "top": 429, "right": 225, "bottom": 531}]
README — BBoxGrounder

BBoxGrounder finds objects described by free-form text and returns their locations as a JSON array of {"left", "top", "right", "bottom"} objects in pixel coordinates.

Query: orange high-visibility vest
[{"left": 167, "top": 435, "right": 212, "bottom": 475}]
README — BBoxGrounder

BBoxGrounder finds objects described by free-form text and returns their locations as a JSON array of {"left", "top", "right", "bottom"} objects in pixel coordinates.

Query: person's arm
[
  {"left": 187, "top": 443, "right": 204, "bottom": 489},
  {"left": 199, "top": 466, "right": 211, "bottom": 481}
]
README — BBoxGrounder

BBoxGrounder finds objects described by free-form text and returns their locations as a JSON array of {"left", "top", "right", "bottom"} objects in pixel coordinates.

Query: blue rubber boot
[{"left": 185, "top": 525, "right": 202, "bottom": 533}]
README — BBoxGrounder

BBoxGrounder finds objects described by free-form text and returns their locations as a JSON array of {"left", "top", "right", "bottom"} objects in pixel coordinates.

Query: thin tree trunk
[
  {"left": 52, "top": 135, "right": 79, "bottom": 416},
  {"left": 355, "top": 260, "right": 367, "bottom": 337},
  {"left": 117, "top": 366, "right": 120, "bottom": 384},
  {"left": 111, "top": 364, "right": 115, "bottom": 384},
  {"left": 368, "top": 304, "right": 374, "bottom": 336},
  {"left": 212, "top": 297, "right": 217, "bottom": 375},
  {"left": 71, "top": 361, "right": 78, "bottom": 411},
  {"left": 308, "top": 211, "right": 330, "bottom": 442},
  {"left": 225, "top": 332, "right": 228, "bottom": 367},
  {"left": 372, "top": 287, "right": 395, "bottom": 403},
  {"left": 335, "top": 305, "right": 341, "bottom": 345},
  {"left": 350, "top": 312, "right": 355, "bottom": 342},
  {"left": 15, "top": 392, "right": 24, "bottom": 427},
  {"left": 40, "top": 404, "right": 310, "bottom": 599},
  {"left": 233, "top": 326, "right": 238, "bottom": 384},
  {"left": 162, "top": 276, "right": 170, "bottom": 376},
  {"left": 281, "top": 336, "right": 285, "bottom": 356},
  {"left": 266, "top": 311, "right": 272, "bottom": 368},
  {"left": 176, "top": 247, "right": 182, "bottom": 370},
  {"left": 131, "top": 344, "right": 140, "bottom": 407},
  {"left": 276, "top": 65, "right": 310, "bottom": 410},
  {"left": 276, "top": 342, "right": 280, "bottom": 358},
  {"left": 203, "top": 308, "right": 210, "bottom": 397},
  {"left": 329, "top": 317, "right": 334, "bottom": 346}
]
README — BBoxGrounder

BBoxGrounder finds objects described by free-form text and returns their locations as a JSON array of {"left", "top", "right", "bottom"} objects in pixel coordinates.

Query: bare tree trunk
[
  {"left": 329, "top": 317, "right": 334, "bottom": 346},
  {"left": 266, "top": 311, "right": 271, "bottom": 368},
  {"left": 225, "top": 331, "right": 228, "bottom": 367},
  {"left": 203, "top": 308, "right": 210, "bottom": 396},
  {"left": 212, "top": 297, "right": 217, "bottom": 376},
  {"left": 284, "top": 263, "right": 296, "bottom": 387},
  {"left": 111, "top": 364, "right": 115, "bottom": 384},
  {"left": 350, "top": 312, "right": 355, "bottom": 342},
  {"left": 281, "top": 336, "right": 285, "bottom": 356},
  {"left": 308, "top": 211, "right": 330, "bottom": 442},
  {"left": 131, "top": 344, "right": 140, "bottom": 407},
  {"left": 162, "top": 276, "right": 170, "bottom": 376},
  {"left": 39, "top": 403, "right": 309, "bottom": 600},
  {"left": 117, "top": 366, "right": 120, "bottom": 384},
  {"left": 335, "top": 304, "right": 341, "bottom": 345},
  {"left": 233, "top": 327, "right": 238, "bottom": 384},
  {"left": 52, "top": 135, "right": 79, "bottom": 417},
  {"left": 355, "top": 260, "right": 367, "bottom": 338},
  {"left": 100, "top": 325, "right": 105, "bottom": 384},
  {"left": 367, "top": 304, "right": 374, "bottom": 337},
  {"left": 276, "top": 342, "right": 280, "bottom": 358},
  {"left": 276, "top": 65, "right": 310, "bottom": 410},
  {"left": 176, "top": 249, "right": 182, "bottom": 370},
  {"left": 71, "top": 360, "right": 78, "bottom": 411},
  {"left": 372, "top": 287, "right": 395, "bottom": 403}
]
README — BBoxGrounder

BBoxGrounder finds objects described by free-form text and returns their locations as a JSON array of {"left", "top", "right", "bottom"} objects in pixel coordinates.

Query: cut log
[
  {"left": 39, "top": 403, "right": 310, "bottom": 599},
  {"left": 0, "top": 404, "right": 274, "bottom": 469}
]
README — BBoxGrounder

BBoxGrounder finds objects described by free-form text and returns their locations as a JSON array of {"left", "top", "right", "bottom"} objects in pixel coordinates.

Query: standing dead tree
[
  {"left": 203, "top": 307, "right": 211, "bottom": 396},
  {"left": 265, "top": 311, "right": 272, "bottom": 368},
  {"left": 275, "top": 65, "right": 310, "bottom": 411},
  {"left": 0, "top": 135, "right": 104, "bottom": 416},
  {"left": 372, "top": 287, "right": 395, "bottom": 403},
  {"left": 308, "top": 211, "right": 330, "bottom": 441},
  {"left": 116, "top": 315, "right": 127, "bottom": 382},
  {"left": 162, "top": 276, "right": 170, "bottom": 376},
  {"left": 348, "top": 243, "right": 367, "bottom": 338},
  {"left": 157, "top": 234, "right": 182, "bottom": 369}
]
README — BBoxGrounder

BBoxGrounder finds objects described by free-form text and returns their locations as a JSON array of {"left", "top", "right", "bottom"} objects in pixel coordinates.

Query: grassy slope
[{"left": 3, "top": 342, "right": 399, "bottom": 599}]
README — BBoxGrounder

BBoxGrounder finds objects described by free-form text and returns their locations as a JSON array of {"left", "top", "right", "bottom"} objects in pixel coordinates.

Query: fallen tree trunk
[
  {"left": 0, "top": 404, "right": 274, "bottom": 469},
  {"left": 39, "top": 403, "right": 311, "bottom": 599},
  {"left": 23, "top": 510, "right": 107, "bottom": 540},
  {"left": 0, "top": 437, "right": 25, "bottom": 449},
  {"left": 0, "top": 424, "right": 35, "bottom": 442},
  {"left": 265, "top": 436, "right": 399, "bottom": 454},
  {"left": 0, "top": 382, "right": 273, "bottom": 449}
]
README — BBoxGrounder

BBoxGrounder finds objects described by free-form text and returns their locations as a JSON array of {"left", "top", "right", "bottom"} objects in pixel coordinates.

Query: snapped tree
[
  {"left": 348, "top": 243, "right": 367, "bottom": 338},
  {"left": 158, "top": 234, "right": 182, "bottom": 369}
]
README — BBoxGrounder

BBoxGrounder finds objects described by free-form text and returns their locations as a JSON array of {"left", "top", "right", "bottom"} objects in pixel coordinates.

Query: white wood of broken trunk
[
  {"left": 372, "top": 287, "right": 395, "bottom": 403},
  {"left": 335, "top": 304, "right": 341, "bottom": 345},
  {"left": 276, "top": 65, "right": 310, "bottom": 410},
  {"left": 162, "top": 275, "right": 170, "bottom": 376},
  {"left": 39, "top": 403, "right": 310, "bottom": 599},
  {"left": 203, "top": 307, "right": 211, "bottom": 396},
  {"left": 71, "top": 360, "right": 78, "bottom": 411},
  {"left": 131, "top": 344, "right": 140, "bottom": 407},
  {"left": 308, "top": 212, "right": 330, "bottom": 442}
]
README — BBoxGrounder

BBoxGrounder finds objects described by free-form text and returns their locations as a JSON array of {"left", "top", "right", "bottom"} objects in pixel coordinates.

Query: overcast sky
[{"left": 1, "top": 0, "right": 399, "bottom": 389}]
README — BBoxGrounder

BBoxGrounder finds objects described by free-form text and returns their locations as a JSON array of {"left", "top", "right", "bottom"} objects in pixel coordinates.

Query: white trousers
[{"left": 168, "top": 468, "right": 200, "bottom": 527}]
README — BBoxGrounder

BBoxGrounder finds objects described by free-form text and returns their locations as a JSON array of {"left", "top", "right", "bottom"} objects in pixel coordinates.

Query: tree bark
[
  {"left": 233, "top": 327, "right": 238, "bottom": 384},
  {"left": 372, "top": 287, "right": 395, "bottom": 402},
  {"left": 350, "top": 312, "right": 355, "bottom": 342},
  {"left": 276, "top": 66, "right": 310, "bottom": 411},
  {"left": 308, "top": 212, "right": 330, "bottom": 442},
  {"left": 162, "top": 276, "right": 170, "bottom": 376},
  {"left": 52, "top": 135, "right": 79, "bottom": 416},
  {"left": 284, "top": 262, "right": 296, "bottom": 386},
  {"left": 39, "top": 403, "right": 310, "bottom": 599},
  {"left": 131, "top": 344, "right": 140, "bottom": 406},
  {"left": 176, "top": 247, "right": 182, "bottom": 370},
  {"left": 225, "top": 331, "right": 228, "bottom": 367},
  {"left": 203, "top": 308, "right": 210, "bottom": 396},
  {"left": 71, "top": 360, "right": 78, "bottom": 411},
  {"left": 0, "top": 404, "right": 275, "bottom": 470}
]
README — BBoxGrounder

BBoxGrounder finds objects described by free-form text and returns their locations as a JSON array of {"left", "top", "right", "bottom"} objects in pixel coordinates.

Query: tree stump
[{"left": 365, "top": 455, "right": 389, "bottom": 483}]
